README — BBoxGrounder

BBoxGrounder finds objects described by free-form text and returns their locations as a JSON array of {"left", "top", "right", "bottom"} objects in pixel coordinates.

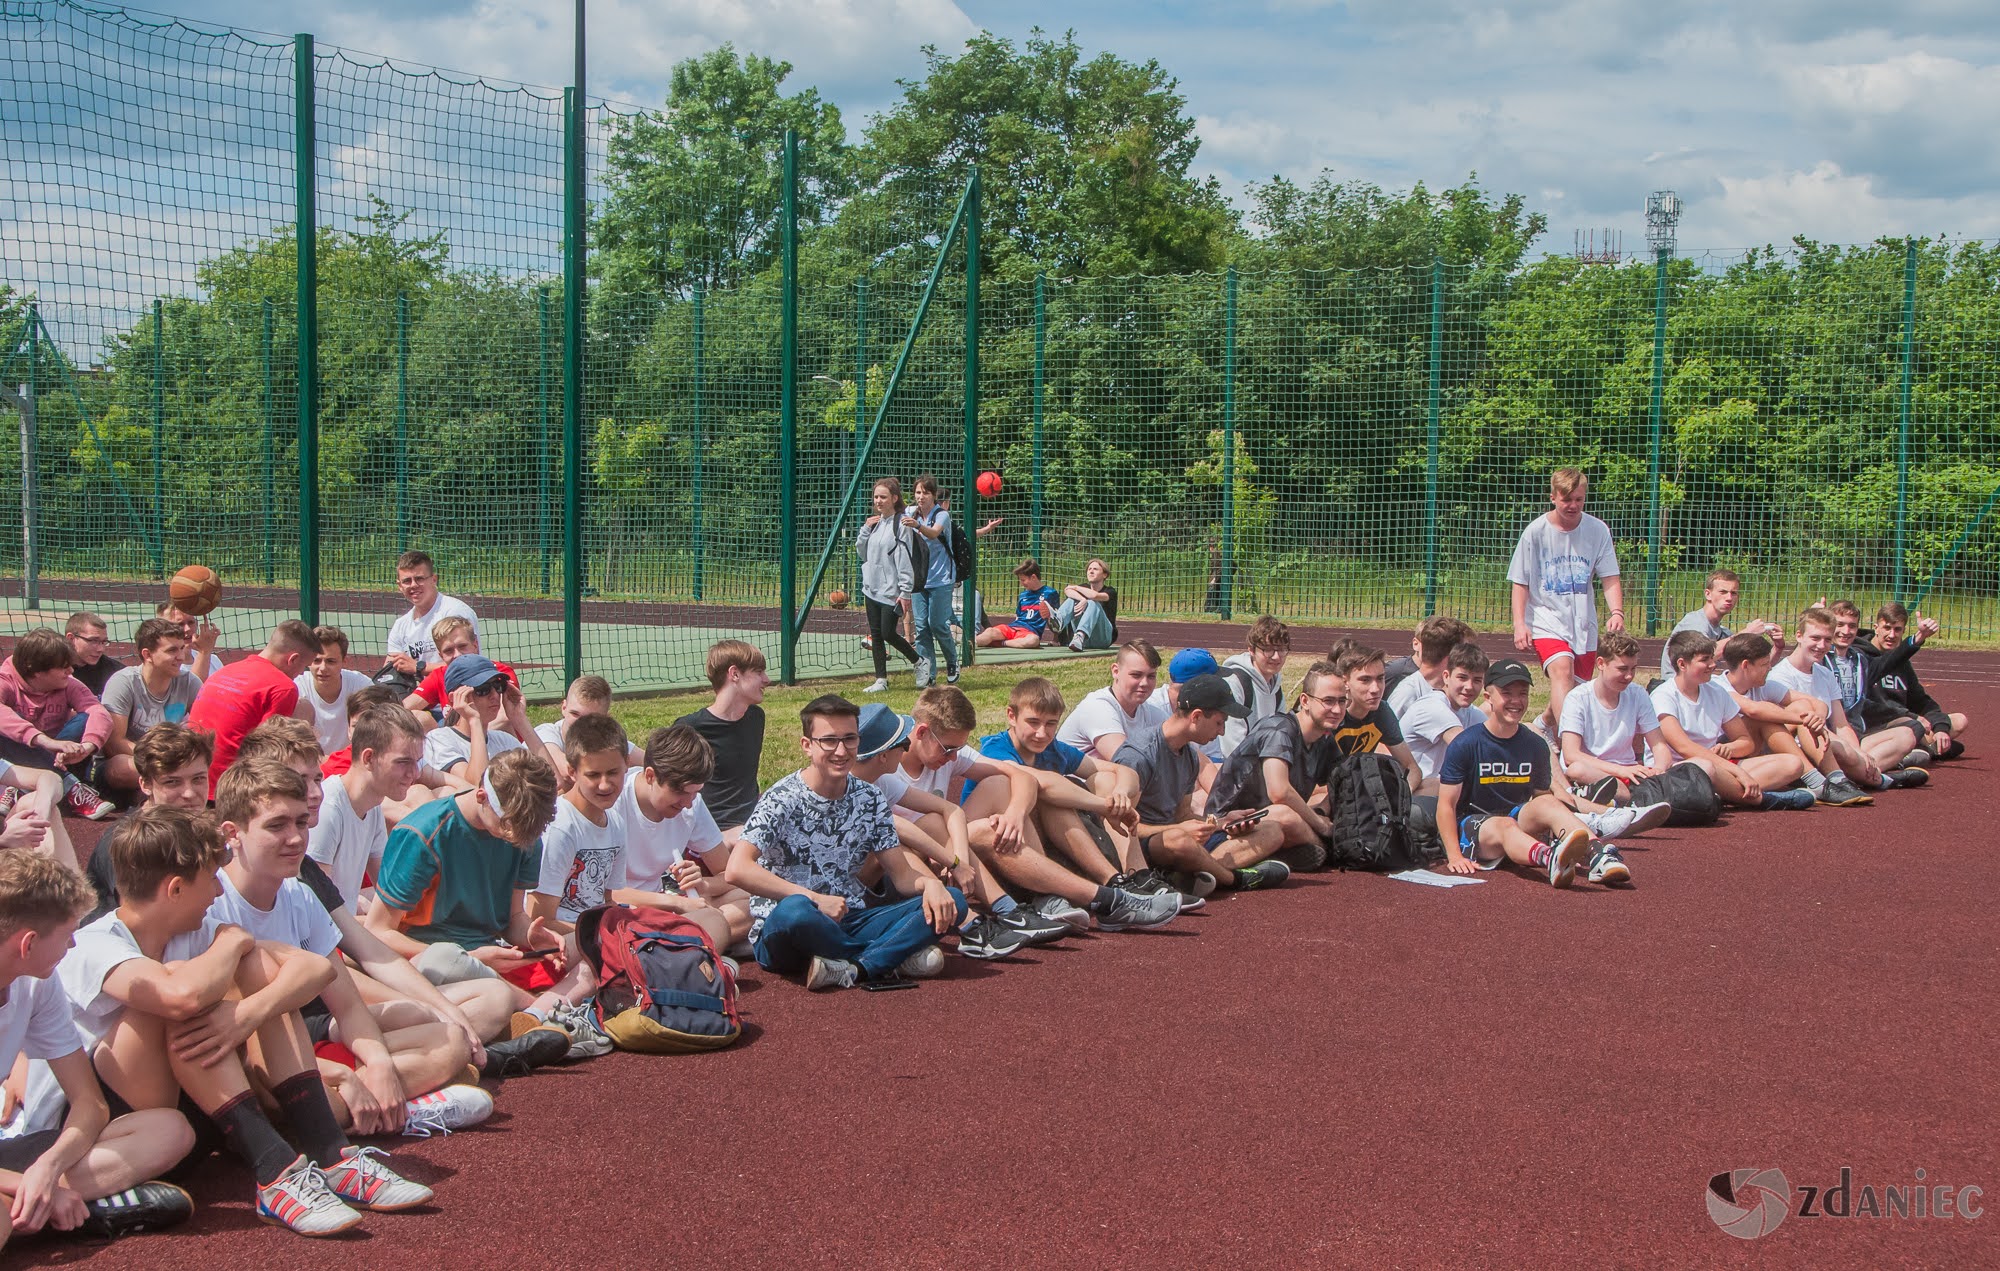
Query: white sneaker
[
  {"left": 915, "top": 655, "right": 934, "bottom": 687},
  {"left": 400, "top": 1084, "right": 494, "bottom": 1138},
  {"left": 256, "top": 1156, "right": 363, "bottom": 1236},
  {"left": 863, "top": 678, "right": 889, "bottom": 694},
  {"left": 1587, "top": 842, "right": 1633, "bottom": 885},
  {"left": 895, "top": 944, "right": 946, "bottom": 979},
  {"left": 1625, "top": 801, "right": 1672, "bottom": 834},
  {"left": 1068, "top": 630, "right": 1086, "bottom": 652},
  {"left": 320, "top": 1145, "right": 433, "bottom": 1212},
  {"left": 806, "top": 956, "right": 859, "bottom": 990}
]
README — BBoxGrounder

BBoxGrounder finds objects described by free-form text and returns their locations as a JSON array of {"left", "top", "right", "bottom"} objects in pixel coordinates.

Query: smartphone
[
  {"left": 510, "top": 945, "right": 561, "bottom": 961},
  {"left": 861, "top": 974, "right": 919, "bottom": 992}
]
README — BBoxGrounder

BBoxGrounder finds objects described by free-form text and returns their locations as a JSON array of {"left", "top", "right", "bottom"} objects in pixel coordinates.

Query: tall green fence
[{"left": 7, "top": 1, "right": 2000, "bottom": 705}]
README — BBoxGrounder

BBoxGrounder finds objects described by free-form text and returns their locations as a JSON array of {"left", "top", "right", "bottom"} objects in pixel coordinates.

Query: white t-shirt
[
  {"left": 1387, "top": 670, "right": 1431, "bottom": 716},
  {"left": 1650, "top": 679, "right": 1741, "bottom": 759},
  {"left": 1506, "top": 512, "right": 1620, "bottom": 650},
  {"left": 615, "top": 769, "right": 722, "bottom": 890},
  {"left": 1061, "top": 687, "right": 1168, "bottom": 756},
  {"left": 535, "top": 720, "right": 642, "bottom": 763},
  {"left": 868, "top": 768, "right": 914, "bottom": 817},
  {"left": 423, "top": 723, "right": 524, "bottom": 776},
  {"left": 386, "top": 593, "right": 480, "bottom": 669},
  {"left": 307, "top": 775, "right": 385, "bottom": 910},
  {"left": 903, "top": 748, "right": 980, "bottom": 802},
  {"left": 1768, "top": 657, "right": 1841, "bottom": 713},
  {"left": 1559, "top": 682, "right": 1660, "bottom": 767},
  {"left": 205, "top": 872, "right": 341, "bottom": 957},
  {"left": 536, "top": 798, "right": 627, "bottom": 922},
  {"left": 294, "top": 669, "right": 374, "bottom": 754},
  {"left": 1398, "top": 685, "right": 1485, "bottom": 782},
  {"left": 0, "top": 974, "right": 86, "bottom": 1141}
]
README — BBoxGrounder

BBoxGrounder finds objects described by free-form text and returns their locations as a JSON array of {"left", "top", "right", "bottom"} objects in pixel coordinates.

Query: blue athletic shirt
[
  {"left": 1437, "top": 721, "right": 1549, "bottom": 817},
  {"left": 978, "top": 729, "right": 1084, "bottom": 776}
]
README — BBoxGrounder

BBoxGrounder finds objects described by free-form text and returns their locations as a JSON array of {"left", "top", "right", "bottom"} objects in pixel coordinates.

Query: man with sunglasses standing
[{"left": 724, "top": 694, "right": 965, "bottom": 992}]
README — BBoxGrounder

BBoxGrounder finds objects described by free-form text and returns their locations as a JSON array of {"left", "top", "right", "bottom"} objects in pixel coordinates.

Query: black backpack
[
  {"left": 897, "top": 523, "right": 930, "bottom": 587},
  {"left": 946, "top": 518, "right": 973, "bottom": 583},
  {"left": 1627, "top": 762, "right": 1723, "bottom": 827},
  {"left": 1321, "top": 752, "right": 1432, "bottom": 870}
]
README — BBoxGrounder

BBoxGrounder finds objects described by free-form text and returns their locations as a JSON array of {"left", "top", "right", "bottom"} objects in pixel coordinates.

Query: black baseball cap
[
  {"left": 1179, "top": 673, "right": 1251, "bottom": 717},
  {"left": 1485, "top": 658, "right": 1533, "bottom": 689}
]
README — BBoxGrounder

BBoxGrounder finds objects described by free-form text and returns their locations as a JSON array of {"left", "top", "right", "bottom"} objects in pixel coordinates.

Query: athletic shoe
[
  {"left": 1230, "top": 859, "right": 1292, "bottom": 891},
  {"left": 257, "top": 1157, "right": 363, "bottom": 1236},
  {"left": 896, "top": 944, "right": 947, "bottom": 979},
  {"left": 915, "top": 655, "right": 934, "bottom": 688},
  {"left": 859, "top": 636, "right": 874, "bottom": 649},
  {"left": 1029, "top": 894, "right": 1092, "bottom": 932},
  {"left": 955, "top": 913, "right": 1029, "bottom": 960},
  {"left": 1165, "top": 869, "right": 1219, "bottom": 898},
  {"left": 1545, "top": 828, "right": 1590, "bottom": 889},
  {"left": 1882, "top": 766, "right": 1929, "bottom": 789},
  {"left": 1272, "top": 841, "right": 1328, "bottom": 872},
  {"left": 1575, "top": 775, "right": 1620, "bottom": 806},
  {"left": 400, "top": 1084, "right": 494, "bottom": 1138},
  {"left": 0, "top": 786, "right": 18, "bottom": 820},
  {"left": 805, "top": 956, "right": 859, "bottom": 990},
  {"left": 1760, "top": 788, "right": 1817, "bottom": 811},
  {"left": 1068, "top": 630, "right": 1086, "bottom": 652},
  {"left": 79, "top": 1180, "right": 193, "bottom": 1239},
  {"left": 63, "top": 780, "right": 115, "bottom": 821},
  {"left": 997, "top": 908, "right": 1070, "bottom": 946},
  {"left": 1901, "top": 747, "right": 1933, "bottom": 769},
  {"left": 479, "top": 1025, "right": 570, "bottom": 1078},
  {"left": 945, "top": 665, "right": 960, "bottom": 684},
  {"left": 1115, "top": 869, "right": 1205, "bottom": 912},
  {"left": 1580, "top": 803, "right": 1668, "bottom": 839},
  {"left": 1586, "top": 842, "right": 1632, "bottom": 886},
  {"left": 1819, "top": 778, "right": 1874, "bottom": 807},
  {"left": 548, "top": 1001, "right": 614, "bottom": 1059},
  {"left": 320, "top": 1146, "right": 433, "bottom": 1212},
  {"left": 1095, "top": 886, "right": 1180, "bottom": 931},
  {"left": 863, "top": 678, "right": 889, "bottom": 694},
  {"left": 720, "top": 955, "right": 742, "bottom": 977}
]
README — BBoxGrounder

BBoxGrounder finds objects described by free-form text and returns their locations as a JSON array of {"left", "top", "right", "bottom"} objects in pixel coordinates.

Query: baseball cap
[
  {"left": 1168, "top": 648, "right": 1220, "bottom": 682},
  {"left": 856, "top": 703, "right": 915, "bottom": 759},
  {"left": 1484, "top": 658, "right": 1533, "bottom": 689},
  {"left": 443, "top": 653, "right": 505, "bottom": 694},
  {"left": 1178, "top": 673, "right": 1250, "bottom": 717}
]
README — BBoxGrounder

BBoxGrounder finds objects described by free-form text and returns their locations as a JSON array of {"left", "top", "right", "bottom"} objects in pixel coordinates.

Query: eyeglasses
[
  {"left": 1302, "top": 694, "right": 1346, "bottom": 710},
  {"left": 807, "top": 733, "right": 861, "bottom": 752}
]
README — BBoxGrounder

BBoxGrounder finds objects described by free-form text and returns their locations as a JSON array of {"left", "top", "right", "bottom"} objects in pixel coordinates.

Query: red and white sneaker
[
  {"left": 256, "top": 1156, "right": 362, "bottom": 1236},
  {"left": 400, "top": 1084, "right": 494, "bottom": 1138},
  {"left": 321, "top": 1146, "right": 433, "bottom": 1211},
  {"left": 62, "top": 780, "right": 115, "bottom": 821},
  {"left": 0, "top": 786, "right": 19, "bottom": 819}
]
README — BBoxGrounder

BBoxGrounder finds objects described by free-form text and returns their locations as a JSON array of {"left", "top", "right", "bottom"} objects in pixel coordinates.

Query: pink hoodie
[{"left": 0, "top": 657, "right": 111, "bottom": 749}]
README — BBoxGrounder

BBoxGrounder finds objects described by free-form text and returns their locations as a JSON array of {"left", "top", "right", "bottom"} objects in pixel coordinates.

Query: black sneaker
[
  {"left": 997, "top": 908, "right": 1070, "bottom": 946},
  {"left": 1230, "top": 859, "right": 1291, "bottom": 890},
  {"left": 79, "top": 1180, "right": 194, "bottom": 1239},
  {"left": 1882, "top": 766, "right": 1929, "bottom": 789},
  {"left": 1115, "top": 869, "right": 1205, "bottom": 912},
  {"left": 1818, "top": 778, "right": 1875, "bottom": 806},
  {"left": 1095, "top": 887, "right": 1179, "bottom": 931},
  {"left": 480, "top": 1024, "right": 572, "bottom": 1078},
  {"left": 1577, "top": 775, "right": 1620, "bottom": 806},
  {"left": 1271, "top": 841, "right": 1327, "bottom": 872},
  {"left": 956, "top": 913, "right": 1030, "bottom": 960}
]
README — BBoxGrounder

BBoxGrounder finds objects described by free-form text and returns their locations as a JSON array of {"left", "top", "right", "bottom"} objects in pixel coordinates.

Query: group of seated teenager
[{"left": 0, "top": 527, "right": 1971, "bottom": 1248}]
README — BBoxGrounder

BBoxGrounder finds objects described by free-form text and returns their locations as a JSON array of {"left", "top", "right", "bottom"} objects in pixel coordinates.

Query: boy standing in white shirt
[{"left": 1508, "top": 467, "right": 1623, "bottom": 737}]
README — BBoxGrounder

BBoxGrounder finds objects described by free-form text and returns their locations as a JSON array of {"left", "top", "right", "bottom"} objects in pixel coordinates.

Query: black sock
[
  {"left": 212, "top": 1091, "right": 298, "bottom": 1185},
  {"left": 1086, "top": 886, "right": 1116, "bottom": 914},
  {"left": 272, "top": 1071, "right": 349, "bottom": 1168}
]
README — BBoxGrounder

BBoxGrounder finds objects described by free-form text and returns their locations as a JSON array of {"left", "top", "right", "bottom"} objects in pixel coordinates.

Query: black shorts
[
  {"left": 0, "top": 1127, "right": 61, "bottom": 1172},
  {"left": 301, "top": 994, "right": 335, "bottom": 1044}
]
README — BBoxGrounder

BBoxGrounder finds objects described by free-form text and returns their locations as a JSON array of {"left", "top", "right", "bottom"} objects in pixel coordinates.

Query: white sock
[{"left": 1801, "top": 768, "right": 1827, "bottom": 793}]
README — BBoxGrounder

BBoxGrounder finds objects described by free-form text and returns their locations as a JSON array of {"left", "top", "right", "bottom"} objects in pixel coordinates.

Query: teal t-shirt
[{"left": 375, "top": 794, "right": 541, "bottom": 950}]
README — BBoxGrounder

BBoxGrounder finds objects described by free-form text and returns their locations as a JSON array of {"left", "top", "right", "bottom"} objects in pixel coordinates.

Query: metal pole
[
  {"left": 395, "top": 290, "right": 409, "bottom": 550},
  {"left": 960, "top": 167, "right": 980, "bottom": 670},
  {"left": 261, "top": 300, "right": 274, "bottom": 584},
  {"left": 779, "top": 128, "right": 799, "bottom": 683},
  {"left": 1219, "top": 267, "right": 1237, "bottom": 621},
  {"left": 1647, "top": 246, "right": 1668, "bottom": 636},
  {"left": 1032, "top": 271, "right": 1045, "bottom": 560},
  {"left": 1895, "top": 236, "right": 1917, "bottom": 600},
  {"left": 850, "top": 276, "right": 865, "bottom": 592},
  {"left": 691, "top": 281, "right": 705, "bottom": 601},
  {"left": 151, "top": 298, "right": 164, "bottom": 576},
  {"left": 294, "top": 33, "right": 320, "bottom": 624},
  {"left": 562, "top": 87, "right": 585, "bottom": 682},
  {"left": 537, "top": 286, "right": 552, "bottom": 594},
  {"left": 21, "top": 305, "right": 37, "bottom": 609},
  {"left": 1425, "top": 258, "right": 1442, "bottom": 616}
]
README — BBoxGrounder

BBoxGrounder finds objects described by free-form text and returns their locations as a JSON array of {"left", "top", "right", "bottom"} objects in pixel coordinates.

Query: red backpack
[{"left": 575, "top": 905, "right": 742, "bottom": 1053}]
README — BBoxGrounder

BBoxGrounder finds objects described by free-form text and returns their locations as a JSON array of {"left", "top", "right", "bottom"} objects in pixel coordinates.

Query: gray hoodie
[{"left": 856, "top": 516, "right": 916, "bottom": 606}]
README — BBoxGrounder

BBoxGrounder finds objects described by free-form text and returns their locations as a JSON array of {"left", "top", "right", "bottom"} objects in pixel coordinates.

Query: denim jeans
[
  {"left": 909, "top": 583, "right": 959, "bottom": 673},
  {"left": 754, "top": 889, "right": 967, "bottom": 981},
  {"left": 1053, "top": 598, "right": 1116, "bottom": 649},
  {"left": 0, "top": 711, "right": 87, "bottom": 793}
]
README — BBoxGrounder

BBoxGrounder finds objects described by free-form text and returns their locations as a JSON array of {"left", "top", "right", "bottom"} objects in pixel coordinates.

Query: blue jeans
[
  {"left": 754, "top": 889, "right": 967, "bottom": 981},
  {"left": 909, "top": 584, "right": 959, "bottom": 673},
  {"left": 0, "top": 711, "right": 87, "bottom": 792},
  {"left": 1054, "top": 598, "right": 1116, "bottom": 648}
]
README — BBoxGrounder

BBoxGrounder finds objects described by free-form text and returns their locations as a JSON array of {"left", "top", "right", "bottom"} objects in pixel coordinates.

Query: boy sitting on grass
[
  {"left": 975, "top": 558, "right": 1060, "bottom": 649},
  {"left": 292, "top": 627, "right": 373, "bottom": 755},
  {"left": 318, "top": 685, "right": 405, "bottom": 779},
  {"left": 1437, "top": 658, "right": 1607, "bottom": 887},
  {"left": 418, "top": 656, "right": 531, "bottom": 790},
  {"left": 1648, "top": 631, "right": 1814, "bottom": 812},
  {"left": 534, "top": 675, "right": 640, "bottom": 791}
]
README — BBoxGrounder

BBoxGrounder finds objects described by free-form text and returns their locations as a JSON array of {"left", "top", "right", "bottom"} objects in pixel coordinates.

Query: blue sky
[{"left": 136, "top": 0, "right": 2000, "bottom": 252}]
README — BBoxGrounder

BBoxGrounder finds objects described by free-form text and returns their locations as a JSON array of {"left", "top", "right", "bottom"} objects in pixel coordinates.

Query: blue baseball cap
[
  {"left": 857, "top": 703, "right": 915, "bottom": 759},
  {"left": 443, "top": 653, "right": 505, "bottom": 693},
  {"left": 1168, "top": 648, "right": 1221, "bottom": 683}
]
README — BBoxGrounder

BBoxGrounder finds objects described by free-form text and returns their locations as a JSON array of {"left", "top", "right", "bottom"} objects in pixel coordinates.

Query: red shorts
[
  {"left": 990, "top": 624, "right": 1038, "bottom": 642},
  {"left": 1531, "top": 638, "right": 1596, "bottom": 679},
  {"left": 500, "top": 959, "right": 559, "bottom": 992},
  {"left": 314, "top": 1040, "right": 360, "bottom": 1069}
]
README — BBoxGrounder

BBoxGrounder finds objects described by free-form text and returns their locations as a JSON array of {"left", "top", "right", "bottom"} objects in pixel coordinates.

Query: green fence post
[
  {"left": 852, "top": 275, "right": 866, "bottom": 543},
  {"left": 294, "top": 33, "right": 319, "bottom": 624},
  {"left": 779, "top": 129, "right": 799, "bottom": 684},
  {"left": 960, "top": 167, "right": 981, "bottom": 671},
  {"left": 537, "top": 286, "right": 551, "bottom": 594},
  {"left": 1647, "top": 246, "right": 1668, "bottom": 636},
  {"left": 1425, "top": 258, "right": 1442, "bottom": 616},
  {"left": 150, "top": 298, "right": 164, "bottom": 576},
  {"left": 21, "top": 304, "right": 37, "bottom": 610},
  {"left": 395, "top": 290, "right": 409, "bottom": 550},
  {"left": 261, "top": 300, "right": 274, "bottom": 584},
  {"left": 691, "top": 281, "right": 705, "bottom": 601},
  {"left": 1219, "top": 267, "right": 1237, "bottom": 621},
  {"left": 561, "top": 88, "right": 585, "bottom": 683},
  {"left": 1895, "top": 236, "right": 1917, "bottom": 600},
  {"left": 1032, "top": 271, "right": 1045, "bottom": 561}
]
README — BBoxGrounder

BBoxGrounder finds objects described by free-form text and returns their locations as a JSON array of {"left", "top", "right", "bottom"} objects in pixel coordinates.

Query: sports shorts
[
  {"left": 1138, "top": 828, "right": 1229, "bottom": 860},
  {"left": 1531, "top": 638, "right": 1596, "bottom": 678},
  {"left": 500, "top": 959, "right": 560, "bottom": 992},
  {"left": 989, "top": 624, "right": 1040, "bottom": 642},
  {"left": 1456, "top": 807, "right": 1522, "bottom": 867}
]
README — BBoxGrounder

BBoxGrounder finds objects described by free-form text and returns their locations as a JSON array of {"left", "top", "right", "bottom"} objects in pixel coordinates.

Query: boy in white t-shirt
[
  {"left": 1056, "top": 640, "right": 1168, "bottom": 761},
  {"left": 385, "top": 550, "right": 479, "bottom": 676},
  {"left": 1399, "top": 642, "right": 1490, "bottom": 790},
  {"left": 1768, "top": 607, "right": 1927, "bottom": 800},
  {"left": 618, "top": 725, "right": 755, "bottom": 951},
  {"left": 1557, "top": 631, "right": 1667, "bottom": 800},
  {"left": 0, "top": 852, "right": 192, "bottom": 1244},
  {"left": 293, "top": 626, "right": 374, "bottom": 755},
  {"left": 535, "top": 675, "right": 642, "bottom": 792},
  {"left": 1507, "top": 467, "right": 1624, "bottom": 738},
  {"left": 1649, "top": 631, "right": 1813, "bottom": 810}
]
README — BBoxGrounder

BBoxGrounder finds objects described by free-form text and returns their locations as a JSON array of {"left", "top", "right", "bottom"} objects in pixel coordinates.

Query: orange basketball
[
  {"left": 169, "top": 564, "right": 222, "bottom": 616},
  {"left": 828, "top": 589, "right": 850, "bottom": 609}
]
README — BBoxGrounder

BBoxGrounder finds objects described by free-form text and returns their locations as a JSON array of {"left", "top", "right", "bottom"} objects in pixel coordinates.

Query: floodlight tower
[{"left": 1645, "top": 190, "right": 1682, "bottom": 256}]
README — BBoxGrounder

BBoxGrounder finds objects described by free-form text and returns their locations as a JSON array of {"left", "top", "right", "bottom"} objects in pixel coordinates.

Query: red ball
[{"left": 976, "top": 470, "right": 1003, "bottom": 498}]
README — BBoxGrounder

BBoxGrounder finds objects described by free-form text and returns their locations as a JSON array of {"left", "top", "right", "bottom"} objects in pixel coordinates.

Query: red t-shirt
[
  {"left": 321, "top": 746, "right": 353, "bottom": 778},
  {"left": 185, "top": 655, "right": 302, "bottom": 795},
  {"left": 412, "top": 659, "right": 519, "bottom": 708}
]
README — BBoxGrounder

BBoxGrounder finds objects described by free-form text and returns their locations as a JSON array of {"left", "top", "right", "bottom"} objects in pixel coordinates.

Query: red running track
[{"left": 20, "top": 671, "right": 2000, "bottom": 1269}]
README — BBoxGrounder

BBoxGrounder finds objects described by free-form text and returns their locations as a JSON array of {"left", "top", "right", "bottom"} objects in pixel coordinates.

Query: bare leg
[{"left": 1542, "top": 655, "right": 1579, "bottom": 733}]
